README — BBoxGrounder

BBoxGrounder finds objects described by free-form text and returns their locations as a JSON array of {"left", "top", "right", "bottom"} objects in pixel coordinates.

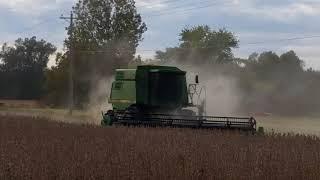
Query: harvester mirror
[{"left": 195, "top": 75, "right": 199, "bottom": 84}]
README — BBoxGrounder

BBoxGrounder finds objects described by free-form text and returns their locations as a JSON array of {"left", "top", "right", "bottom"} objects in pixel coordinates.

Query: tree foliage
[
  {"left": 155, "top": 25, "right": 320, "bottom": 116},
  {"left": 0, "top": 37, "right": 56, "bottom": 99},
  {"left": 1, "top": 23, "right": 317, "bottom": 116},
  {"left": 70, "top": 0, "right": 147, "bottom": 78},
  {"left": 156, "top": 25, "right": 238, "bottom": 64},
  {"left": 46, "top": 0, "right": 146, "bottom": 107},
  {"left": 240, "top": 51, "right": 318, "bottom": 115},
  {"left": 70, "top": 0, "right": 146, "bottom": 68},
  {"left": 44, "top": 53, "right": 69, "bottom": 106}
]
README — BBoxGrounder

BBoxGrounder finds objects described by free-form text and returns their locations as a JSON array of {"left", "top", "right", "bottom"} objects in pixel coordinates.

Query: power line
[
  {"left": 6, "top": 2, "right": 318, "bottom": 56},
  {"left": 14, "top": 19, "right": 59, "bottom": 34},
  {"left": 145, "top": 1, "right": 234, "bottom": 18},
  {"left": 136, "top": 0, "right": 185, "bottom": 8},
  {"left": 138, "top": 0, "right": 213, "bottom": 11},
  {"left": 74, "top": 49, "right": 156, "bottom": 53},
  {"left": 8, "top": 1, "right": 227, "bottom": 36},
  {"left": 0, "top": 7, "right": 15, "bottom": 11},
  {"left": 2, "top": 8, "right": 69, "bottom": 35},
  {"left": 0, "top": 23, "right": 66, "bottom": 46},
  {"left": 70, "top": 34, "right": 320, "bottom": 53},
  {"left": 242, "top": 35, "right": 320, "bottom": 45},
  {"left": 144, "top": 0, "right": 218, "bottom": 15}
]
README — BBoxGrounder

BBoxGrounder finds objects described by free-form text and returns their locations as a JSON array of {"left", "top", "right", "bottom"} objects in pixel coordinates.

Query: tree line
[
  {"left": 0, "top": 0, "right": 319, "bottom": 116},
  {"left": 0, "top": 37, "right": 56, "bottom": 99},
  {"left": 154, "top": 25, "right": 320, "bottom": 115}
]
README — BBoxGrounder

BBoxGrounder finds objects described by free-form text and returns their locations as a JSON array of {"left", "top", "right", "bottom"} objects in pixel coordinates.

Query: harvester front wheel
[{"left": 101, "top": 110, "right": 115, "bottom": 126}]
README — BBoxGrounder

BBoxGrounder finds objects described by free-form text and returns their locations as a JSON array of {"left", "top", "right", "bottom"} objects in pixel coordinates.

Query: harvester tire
[{"left": 102, "top": 110, "right": 115, "bottom": 126}]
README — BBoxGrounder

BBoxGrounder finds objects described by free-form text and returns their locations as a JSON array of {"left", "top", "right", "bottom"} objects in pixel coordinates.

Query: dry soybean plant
[{"left": 0, "top": 115, "right": 320, "bottom": 180}]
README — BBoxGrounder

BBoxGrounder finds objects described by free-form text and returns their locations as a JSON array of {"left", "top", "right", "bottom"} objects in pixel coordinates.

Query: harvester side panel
[
  {"left": 136, "top": 65, "right": 189, "bottom": 108},
  {"left": 110, "top": 82, "right": 136, "bottom": 111},
  {"left": 148, "top": 72, "right": 188, "bottom": 108},
  {"left": 136, "top": 66, "right": 149, "bottom": 105}
]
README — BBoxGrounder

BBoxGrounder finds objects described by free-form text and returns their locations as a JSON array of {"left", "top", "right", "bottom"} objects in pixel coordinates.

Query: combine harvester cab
[{"left": 102, "top": 65, "right": 257, "bottom": 132}]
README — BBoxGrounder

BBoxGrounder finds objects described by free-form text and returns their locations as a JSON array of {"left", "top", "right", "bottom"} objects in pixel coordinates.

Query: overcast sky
[{"left": 0, "top": 0, "right": 320, "bottom": 69}]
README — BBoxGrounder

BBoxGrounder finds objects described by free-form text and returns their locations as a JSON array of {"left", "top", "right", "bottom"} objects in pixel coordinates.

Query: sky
[{"left": 0, "top": 0, "right": 320, "bottom": 69}]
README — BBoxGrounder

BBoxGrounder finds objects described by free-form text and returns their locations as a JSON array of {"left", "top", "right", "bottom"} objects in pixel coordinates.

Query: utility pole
[{"left": 60, "top": 12, "right": 77, "bottom": 115}]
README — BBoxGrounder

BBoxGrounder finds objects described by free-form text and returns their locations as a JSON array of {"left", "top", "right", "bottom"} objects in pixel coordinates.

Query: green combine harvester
[{"left": 102, "top": 65, "right": 257, "bottom": 132}]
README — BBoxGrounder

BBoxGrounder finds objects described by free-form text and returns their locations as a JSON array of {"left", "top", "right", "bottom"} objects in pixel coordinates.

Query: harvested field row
[{"left": 1, "top": 115, "right": 320, "bottom": 180}]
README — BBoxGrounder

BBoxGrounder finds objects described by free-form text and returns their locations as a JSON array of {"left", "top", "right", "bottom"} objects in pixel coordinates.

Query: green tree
[
  {"left": 248, "top": 52, "right": 259, "bottom": 62},
  {"left": 244, "top": 51, "right": 304, "bottom": 81},
  {"left": 128, "top": 55, "right": 143, "bottom": 68},
  {"left": 239, "top": 50, "right": 320, "bottom": 115},
  {"left": 44, "top": 53, "right": 69, "bottom": 106},
  {"left": 279, "top": 50, "right": 304, "bottom": 73},
  {"left": 156, "top": 25, "right": 238, "bottom": 64},
  {"left": 0, "top": 37, "right": 56, "bottom": 99},
  {"left": 258, "top": 51, "right": 280, "bottom": 65},
  {"left": 71, "top": 0, "right": 146, "bottom": 66},
  {"left": 46, "top": 0, "right": 146, "bottom": 107}
]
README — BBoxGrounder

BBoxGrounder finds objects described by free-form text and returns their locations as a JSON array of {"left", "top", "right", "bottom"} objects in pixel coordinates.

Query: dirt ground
[
  {"left": 0, "top": 108, "right": 100, "bottom": 125},
  {"left": 0, "top": 100, "right": 43, "bottom": 108},
  {"left": 0, "top": 107, "right": 320, "bottom": 136},
  {"left": 257, "top": 116, "right": 320, "bottom": 136}
]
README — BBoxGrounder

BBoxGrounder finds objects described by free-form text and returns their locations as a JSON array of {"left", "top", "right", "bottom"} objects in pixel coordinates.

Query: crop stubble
[{"left": 0, "top": 115, "right": 320, "bottom": 180}]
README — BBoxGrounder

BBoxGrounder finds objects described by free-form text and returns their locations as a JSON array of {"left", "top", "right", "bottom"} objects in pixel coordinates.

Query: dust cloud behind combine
[
  {"left": 2, "top": 60, "right": 319, "bottom": 135},
  {"left": 85, "top": 76, "right": 113, "bottom": 124},
  {"left": 81, "top": 61, "right": 244, "bottom": 126},
  {"left": 201, "top": 75, "right": 242, "bottom": 116},
  {"left": 68, "top": 54, "right": 320, "bottom": 133},
  {"left": 165, "top": 61, "right": 244, "bottom": 116}
]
